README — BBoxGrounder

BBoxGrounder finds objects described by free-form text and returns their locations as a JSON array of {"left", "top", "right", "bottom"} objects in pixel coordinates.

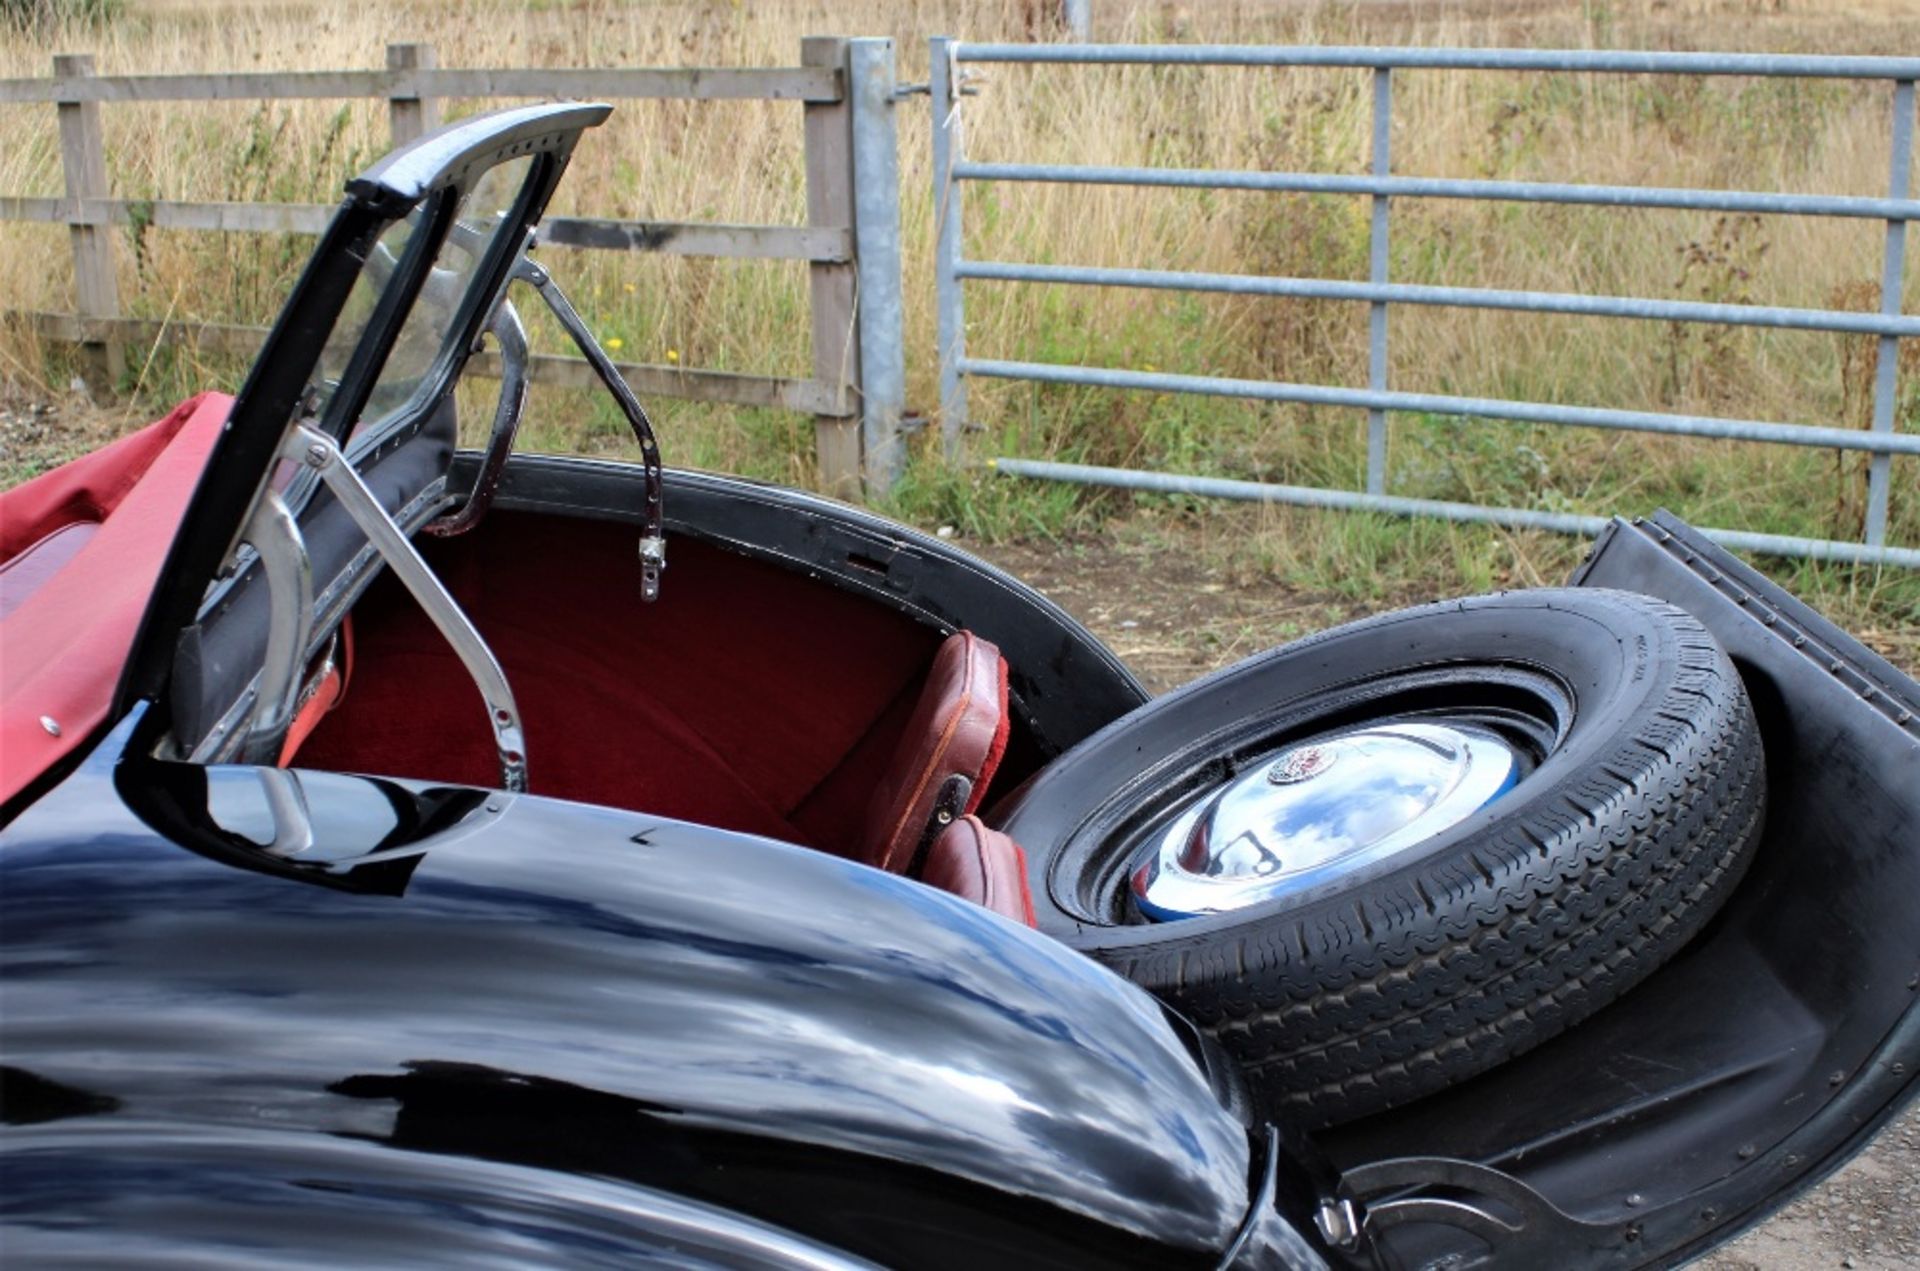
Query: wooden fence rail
[
  {"left": 0, "top": 65, "right": 843, "bottom": 105},
  {"left": 0, "top": 38, "right": 902, "bottom": 497}
]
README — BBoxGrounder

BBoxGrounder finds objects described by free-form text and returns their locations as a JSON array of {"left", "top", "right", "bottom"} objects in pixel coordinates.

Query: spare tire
[{"left": 996, "top": 589, "right": 1765, "bottom": 1127}]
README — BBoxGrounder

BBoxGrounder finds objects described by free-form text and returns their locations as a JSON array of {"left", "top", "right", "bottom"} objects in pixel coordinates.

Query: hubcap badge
[{"left": 1269, "top": 744, "right": 1336, "bottom": 784}]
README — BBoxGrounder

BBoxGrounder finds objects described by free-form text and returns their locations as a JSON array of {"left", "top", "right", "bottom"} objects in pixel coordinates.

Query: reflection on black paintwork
[
  {"left": 0, "top": 1123, "right": 891, "bottom": 1268},
  {"left": 117, "top": 756, "right": 491, "bottom": 895},
  {"left": 1, "top": 731, "right": 1259, "bottom": 1269},
  {"left": 0, "top": 1067, "right": 122, "bottom": 1126}
]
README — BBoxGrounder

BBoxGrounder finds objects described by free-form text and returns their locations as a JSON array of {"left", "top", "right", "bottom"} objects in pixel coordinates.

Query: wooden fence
[{"left": 0, "top": 38, "right": 905, "bottom": 497}]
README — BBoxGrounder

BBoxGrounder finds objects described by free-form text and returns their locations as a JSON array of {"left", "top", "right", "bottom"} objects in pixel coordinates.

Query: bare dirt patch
[{"left": 973, "top": 533, "right": 1376, "bottom": 694}]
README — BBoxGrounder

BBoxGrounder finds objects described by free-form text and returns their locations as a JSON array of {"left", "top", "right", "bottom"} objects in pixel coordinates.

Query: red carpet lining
[{"left": 294, "top": 511, "right": 943, "bottom": 854}]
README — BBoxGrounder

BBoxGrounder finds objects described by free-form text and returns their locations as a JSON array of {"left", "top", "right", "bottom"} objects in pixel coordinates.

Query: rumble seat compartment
[{"left": 293, "top": 510, "right": 951, "bottom": 849}]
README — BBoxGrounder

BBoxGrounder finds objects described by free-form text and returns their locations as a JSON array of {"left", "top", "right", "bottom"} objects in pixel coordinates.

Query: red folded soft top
[{"left": 0, "top": 392, "right": 233, "bottom": 807}]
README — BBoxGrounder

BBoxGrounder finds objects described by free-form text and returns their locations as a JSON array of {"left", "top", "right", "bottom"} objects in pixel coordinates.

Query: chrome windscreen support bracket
[
  {"left": 514, "top": 253, "right": 666, "bottom": 602},
  {"left": 255, "top": 766, "right": 316, "bottom": 858},
  {"left": 423, "top": 296, "right": 530, "bottom": 539},
  {"left": 290, "top": 424, "right": 529, "bottom": 793},
  {"left": 235, "top": 489, "right": 314, "bottom": 767}
]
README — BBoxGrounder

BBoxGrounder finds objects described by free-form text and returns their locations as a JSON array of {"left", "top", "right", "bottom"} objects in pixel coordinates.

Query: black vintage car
[{"left": 2, "top": 103, "right": 1916, "bottom": 1270}]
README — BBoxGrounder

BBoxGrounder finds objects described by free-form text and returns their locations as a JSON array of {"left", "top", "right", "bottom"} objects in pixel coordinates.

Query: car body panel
[
  {"left": 0, "top": 710, "right": 1274, "bottom": 1269},
  {"left": 0, "top": 392, "right": 232, "bottom": 807}
]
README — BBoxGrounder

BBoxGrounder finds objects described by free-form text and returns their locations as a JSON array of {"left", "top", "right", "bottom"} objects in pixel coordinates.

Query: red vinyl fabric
[
  {"left": 858, "top": 630, "right": 1010, "bottom": 873},
  {"left": 0, "top": 393, "right": 232, "bottom": 806},
  {"left": 921, "top": 815, "right": 1038, "bottom": 927},
  {"left": 294, "top": 512, "right": 945, "bottom": 847}
]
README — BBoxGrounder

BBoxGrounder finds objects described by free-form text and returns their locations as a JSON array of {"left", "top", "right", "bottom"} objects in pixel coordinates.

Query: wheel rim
[
  {"left": 1129, "top": 721, "right": 1520, "bottom": 921},
  {"left": 1045, "top": 662, "right": 1575, "bottom": 928}
]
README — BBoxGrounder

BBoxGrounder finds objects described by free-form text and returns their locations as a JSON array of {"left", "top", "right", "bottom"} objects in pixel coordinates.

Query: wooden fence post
[
  {"left": 801, "top": 36, "right": 862, "bottom": 500},
  {"left": 54, "top": 53, "right": 124, "bottom": 398},
  {"left": 387, "top": 42, "right": 441, "bottom": 146}
]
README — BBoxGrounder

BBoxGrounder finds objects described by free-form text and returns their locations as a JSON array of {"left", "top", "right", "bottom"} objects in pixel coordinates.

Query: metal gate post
[
  {"left": 1866, "top": 77, "right": 1914, "bottom": 548},
  {"left": 847, "top": 37, "right": 905, "bottom": 495},
  {"left": 1365, "top": 67, "right": 1393, "bottom": 495},
  {"left": 932, "top": 36, "right": 970, "bottom": 456}
]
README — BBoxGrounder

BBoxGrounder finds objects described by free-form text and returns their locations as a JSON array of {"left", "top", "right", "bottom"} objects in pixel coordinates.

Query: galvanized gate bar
[
  {"left": 988, "top": 458, "right": 1920, "bottom": 569},
  {"left": 1366, "top": 68, "right": 1391, "bottom": 495},
  {"left": 959, "top": 357, "right": 1920, "bottom": 457},
  {"left": 937, "top": 38, "right": 1918, "bottom": 566},
  {"left": 1867, "top": 79, "right": 1915, "bottom": 547},
  {"left": 949, "top": 164, "right": 1920, "bottom": 221},
  {"left": 932, "top": 35, "right": 969, "bottom": 457},
  {"left": 953, "top": 261, "right": 1920, "bottom": 338},
  {"left": 952, "top": 44, "right": 1920, "bottom": 78}
]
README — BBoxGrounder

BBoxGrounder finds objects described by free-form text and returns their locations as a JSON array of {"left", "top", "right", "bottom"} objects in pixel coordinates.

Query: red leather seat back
[
  {"left": 859, "top": 630, "right": 1009, "bottom": 873},
  {"left": 922, "top": 816, "right": 1037, "bottom": 927}
]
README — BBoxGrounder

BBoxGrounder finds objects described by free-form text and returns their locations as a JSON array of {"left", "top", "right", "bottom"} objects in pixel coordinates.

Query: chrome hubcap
[{"left": 1131, "top": 721, "right": 1520, "bottom": 921}]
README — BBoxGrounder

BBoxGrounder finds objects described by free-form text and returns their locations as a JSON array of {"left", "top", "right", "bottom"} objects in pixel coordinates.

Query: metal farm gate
[{"left": 930, "top": 42, "right": 1920, "bottom": 567}]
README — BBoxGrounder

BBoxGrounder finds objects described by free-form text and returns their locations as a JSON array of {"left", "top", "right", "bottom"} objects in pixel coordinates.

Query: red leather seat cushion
[
  {"left": 0, "top": 392, "right": 232, "bottom": 806},
  {"left": 859, "top": 630, "right": 1009, "bottom": 872},
  {"left": 922, "top": 815, "right": 1037, "bottom": 927}
]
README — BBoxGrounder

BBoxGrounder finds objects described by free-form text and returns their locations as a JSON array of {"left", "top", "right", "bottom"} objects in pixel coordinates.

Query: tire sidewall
[{"left": 999, "top": 589, "right": 1682, "bottom": 952}]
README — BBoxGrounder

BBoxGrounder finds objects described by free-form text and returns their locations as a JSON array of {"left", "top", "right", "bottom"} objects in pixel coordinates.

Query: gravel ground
[{"left": 974, "top": 532, "right": 1920, "bottom": 1271}]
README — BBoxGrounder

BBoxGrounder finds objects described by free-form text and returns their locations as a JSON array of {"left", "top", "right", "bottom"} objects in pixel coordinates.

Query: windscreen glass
[
  {"left": 304, "top": 154, "right": 537, "bottom": 448},
  {"left": 357, "top": 156, "right": 535, "bottom": 430}
]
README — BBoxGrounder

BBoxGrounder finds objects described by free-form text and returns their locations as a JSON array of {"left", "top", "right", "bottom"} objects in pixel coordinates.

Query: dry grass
[{"left": 0, "top": 0, "right": 1914, "bottom": 621}]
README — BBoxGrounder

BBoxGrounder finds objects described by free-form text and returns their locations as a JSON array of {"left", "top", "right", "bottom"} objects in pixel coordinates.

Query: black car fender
[{"left": 0, "top": 709, "right": 1316, "bottom": 1270}]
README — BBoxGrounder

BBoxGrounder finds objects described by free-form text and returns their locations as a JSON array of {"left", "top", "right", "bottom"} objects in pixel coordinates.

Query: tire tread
[{"left": 1089, "top": 593, "right": 1766, "bottom": 1126}]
